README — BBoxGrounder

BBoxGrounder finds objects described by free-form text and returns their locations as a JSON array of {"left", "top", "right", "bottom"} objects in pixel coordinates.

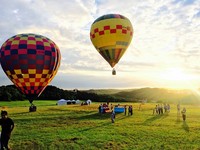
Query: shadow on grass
[
  {"left": 46, "top": 107, "right": 72, "bottom": 112},
  {"left": 74, "top": 112, "right": 123, "bottom": 132},
  {"left": 182, "top": 121, "right": 189, "bottom": 132},
  {"left": 12, "top": 111, "right": 31, "bottom": 116},
  {"left": 76, "top": 112, "right": 111, "bottom": 120},
  {"left": 77, "top": 121, "right": 111, "bottom": 133},
  {"left": 77, "top": 112, "right": 128, "bottom": 121},
  {"left": 176, "top": 115, "right": 182, "bottom": 124},
  {"left": 142, "top": 114, "right": 168, "bottom": 125}
]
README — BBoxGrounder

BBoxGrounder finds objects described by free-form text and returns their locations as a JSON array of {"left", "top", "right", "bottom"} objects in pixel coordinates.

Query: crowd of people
[
  {"left": 124, "top": 105, "right": 133, "bottom": 116},
  {"left": 153, "top": 103, "right": 171, "bottom": 115},
  {"left": 98, "top": 102, "right": 187, "bottom": 123},
  {"left": 98, "top": 103, "right": 134, "bottom": 123},
  {"left": 98, "top": 103, "right": 110, "bottom": 113}
]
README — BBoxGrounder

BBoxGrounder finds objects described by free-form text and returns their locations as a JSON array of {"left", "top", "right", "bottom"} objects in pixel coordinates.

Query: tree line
[
  {"left": 0, "top": 85, "right": 199, "bottom": 104},
  {"left": 0, "top": 85, "right": 118, "bottom": 102}
]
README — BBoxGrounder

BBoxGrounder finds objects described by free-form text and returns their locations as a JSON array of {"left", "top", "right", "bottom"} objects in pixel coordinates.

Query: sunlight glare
[
  {"left": 160, "top": 68, "right": 192, "bottom": 81},
  {"left": 157, "top": 68, "right": 198, "bottom": 89}
]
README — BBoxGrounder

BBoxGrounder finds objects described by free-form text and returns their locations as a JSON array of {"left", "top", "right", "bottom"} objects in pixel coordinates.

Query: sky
[{"left": 0, "top": 0, "right": 200, "bottom": 90}]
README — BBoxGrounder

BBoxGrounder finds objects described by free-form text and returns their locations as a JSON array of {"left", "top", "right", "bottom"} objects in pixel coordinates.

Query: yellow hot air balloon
[{"left": 90, "top": 14, "right": 133, "bottom": 75}]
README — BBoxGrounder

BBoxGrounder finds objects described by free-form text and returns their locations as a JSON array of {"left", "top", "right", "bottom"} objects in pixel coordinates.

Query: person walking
[{"left": 0, "top": 110, "right": 14, "bottom": 150}]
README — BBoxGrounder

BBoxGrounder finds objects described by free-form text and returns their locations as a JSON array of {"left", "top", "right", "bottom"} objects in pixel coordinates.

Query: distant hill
[
  {"left": 1, "top": 85, "right": 200, "bottom": 104},
  {"left": 87, "top": 89, "right": 134, "bottom": 95},
  {"left": 85, "top": 88, "right": 200, "bottom": 104}
]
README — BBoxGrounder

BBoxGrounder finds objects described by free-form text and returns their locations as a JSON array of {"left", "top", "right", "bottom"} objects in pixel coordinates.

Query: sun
[
  {"left": 159, "top": 68, "right": 196, "bottom": 89},
  {"left": 161, "top": 68, "right": 191, "bottom": 81}
]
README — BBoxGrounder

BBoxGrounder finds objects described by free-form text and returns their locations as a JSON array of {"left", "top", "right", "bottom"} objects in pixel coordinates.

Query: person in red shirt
[{"left": 0, "top": 111, "right": 14, "bottom": 150}]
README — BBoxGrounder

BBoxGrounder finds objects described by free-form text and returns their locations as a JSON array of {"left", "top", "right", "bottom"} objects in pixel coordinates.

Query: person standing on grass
[
  {"left": 167, "top": 104, "right": 170, "bottom": 112},
  {"left": 98, "top": 104, "right": 101, "bottom": 114},
  {"left": 155, "top": 105, "right": 158, "bottom": 114},
  {"left": 0, "top": 111, "right": 14, "bottom": 150},
  {"left": 124, "top": 105, "right": 127, "bottom": 116},
  {"left": 181, "top": 107, "right": 186, "bottom": 121},
  {"left": 128, "top": 105, "right": 133, "bottom": 116},
  {"left": 111, "top": 111, "right": 115, "bottom": 123},
  {"left": 130, "top": 105, "right": 133, "bottom": 115},
  {"left": 177, "top": 103, "right": 181, "bottom": 116},
  {"left": 153, "top": 105, "right": 157, "bottom": 115},
  {"left": 110, "top": 104, "right": 113, "bottom": 112}
]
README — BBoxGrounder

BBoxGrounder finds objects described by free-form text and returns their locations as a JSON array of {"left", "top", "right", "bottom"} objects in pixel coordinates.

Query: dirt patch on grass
[
  {"left": 104, "top": 141, "right": 122, "bottom": 149},
  {"left": 60, "top": 137, "right": 82, "bottom": 143}
]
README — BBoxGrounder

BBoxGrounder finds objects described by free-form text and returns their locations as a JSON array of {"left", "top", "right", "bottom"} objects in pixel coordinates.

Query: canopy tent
[
  {"left": 76, "top": 100, "right": 81, "bottom": 104},
  {"left": 66, "top": 100, "right": 72, "bottom": 105},
  {"left": 86, "top": 99, "right": 92, "bottom": 105},
  {"left": 57, "top": 99, "right": 67, "bottom": 105},
  {"left": 71, "top": 100, "right": 76, "bottom": 104}
]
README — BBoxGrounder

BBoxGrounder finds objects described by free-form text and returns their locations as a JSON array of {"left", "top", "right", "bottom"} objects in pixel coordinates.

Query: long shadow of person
[
  {"left": 182, "top": 121, "right": 189, "bottom": 132},
  {"left": 142, "top": 114, "right": 168, "bottom": 126},
  {"left": 176, "top": 114, "right": 181, "bottom": 123}
]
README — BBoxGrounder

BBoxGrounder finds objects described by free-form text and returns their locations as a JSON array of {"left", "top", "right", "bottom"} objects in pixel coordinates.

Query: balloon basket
[
  {"left": 112, "top": 69, "right": 116, "bottom": 75},
  {"left": 29, "top": 105, "right": 37, "bottom": 112}
]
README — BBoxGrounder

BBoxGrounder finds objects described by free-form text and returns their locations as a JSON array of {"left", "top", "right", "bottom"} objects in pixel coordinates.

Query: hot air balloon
[
  {"left": 0, "top": 33, "right": 61, "bottom": 110},
  {"left": 90, "top": 14, "right": 133, "bottom": 75}
]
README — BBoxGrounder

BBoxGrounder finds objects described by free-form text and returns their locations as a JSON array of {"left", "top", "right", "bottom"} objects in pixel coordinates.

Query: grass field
[{"left": 1, "top": 101, "right": 200, "bottom": 150}]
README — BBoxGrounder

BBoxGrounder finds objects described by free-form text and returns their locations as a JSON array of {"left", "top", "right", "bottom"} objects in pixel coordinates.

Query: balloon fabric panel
[
  {"left": 0, "top": 34, "right": 61, "bottom": 98},
  {"left": 99, "top": 48, "right": 126, "bottom": 67},
  {"left": 90, "top": 14, "right": 133, "bottom": 68},
  {"left": 90, "top": 19, "right": 133, "bottom": 48}
]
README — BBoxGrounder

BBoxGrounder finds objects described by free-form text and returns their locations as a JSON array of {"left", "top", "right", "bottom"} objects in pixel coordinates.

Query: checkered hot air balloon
[
  {"left": 90, "top": 14, "right": 133, "bottom": 75},
  {"left": 0, "top": 33, "right": 61, "bottom": 104}
]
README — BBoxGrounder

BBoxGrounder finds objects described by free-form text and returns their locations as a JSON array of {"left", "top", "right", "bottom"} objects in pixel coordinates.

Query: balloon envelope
[
  {"left": 0, "top": 33, "right": 61, "bottom": 102},
  {"left": 90, "top": 14, "right": 133, "bottom": 68}
]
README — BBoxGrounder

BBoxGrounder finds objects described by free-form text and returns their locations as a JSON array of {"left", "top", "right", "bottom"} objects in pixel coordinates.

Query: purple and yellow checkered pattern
[
  {"left": 90, "top": 14, "right": 133, "bottom": 68},
  {"left": 0, "top": 33, "right": 61, "bottom": 97}
]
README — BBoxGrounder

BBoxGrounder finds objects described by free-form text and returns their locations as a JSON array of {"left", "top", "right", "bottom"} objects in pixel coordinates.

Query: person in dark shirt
[
  {"left": 181, "top": 107, "right": 186, "bottom": 121},
  {"left": 0, "top": 111, "right": 14, "bottom": 150}
]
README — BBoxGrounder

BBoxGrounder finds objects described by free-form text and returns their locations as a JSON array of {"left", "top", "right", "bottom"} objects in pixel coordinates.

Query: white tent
[
  {"left": 76, "top": 100, "right": 80, "bottom": 104},
  {"left": 57, "top": 99, "right": 67, "bottom": 105},
  {"left": 86, "top": 99, "right": 92, "bottom": 105}
]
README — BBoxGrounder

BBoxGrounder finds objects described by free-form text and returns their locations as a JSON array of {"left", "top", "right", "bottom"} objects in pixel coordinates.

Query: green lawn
[{"left": 1, "top": 101, "right": 200, "bottom": 150}]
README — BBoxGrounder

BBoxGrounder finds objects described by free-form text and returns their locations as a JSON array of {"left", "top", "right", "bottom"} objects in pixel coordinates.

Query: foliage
[
  {"left": 0, "top": 85, "right": 200, "bottom": 104},
  {"left": 0, "top": 85, "right": 25, "bottom": 101}
]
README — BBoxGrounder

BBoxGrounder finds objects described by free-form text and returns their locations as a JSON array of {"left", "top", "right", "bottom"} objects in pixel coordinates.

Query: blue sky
[{"left": 0, "top": 0, "right": 200, "bottom": 90}]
